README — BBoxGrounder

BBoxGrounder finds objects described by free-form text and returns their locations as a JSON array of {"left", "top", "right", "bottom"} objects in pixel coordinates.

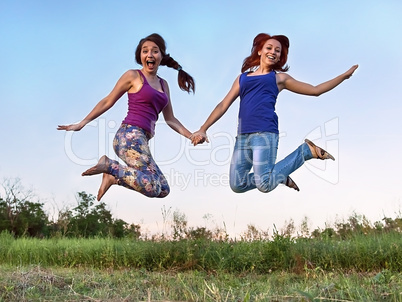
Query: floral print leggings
[{"left": 106, "top": 124, "right": 169, "bottom": 198}]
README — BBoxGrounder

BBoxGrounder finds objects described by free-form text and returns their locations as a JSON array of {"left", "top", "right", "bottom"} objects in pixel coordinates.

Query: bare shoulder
[
  {"left": 276, "top": 72, "right": 293, "bottom": 90},
  {"left": 123, "top": 69, "right": 140, "bottom": 80},
  {"left": 232, "top": 74, "right": 241, "bottom": 87},
  {"left": 276, "top": 72, "right": 292, "bottom": 82},
  {"left": 121, "top": 69, "right": 143, "bottom": 93}
]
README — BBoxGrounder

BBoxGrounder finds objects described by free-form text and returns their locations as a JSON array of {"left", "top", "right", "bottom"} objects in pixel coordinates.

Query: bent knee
[
  {"left": 230, "top": 181, "right": 247, "bottom": 193},
  {"left": 230, "top": 185, "right": 243, "bottom": 193},
  {"left": 157, "top": 191, "right": 169, "bottom": 198},
  {"left": 256, "top": 183, "right": 271, "bottom": 193},
  {"left": 157, "top": 186, "right": 170, "bottom": 198}
]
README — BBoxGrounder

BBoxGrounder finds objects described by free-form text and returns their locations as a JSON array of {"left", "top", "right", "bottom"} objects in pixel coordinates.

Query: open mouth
[{"left": 146, "top": 60, "right": 155, "bottom": 68}]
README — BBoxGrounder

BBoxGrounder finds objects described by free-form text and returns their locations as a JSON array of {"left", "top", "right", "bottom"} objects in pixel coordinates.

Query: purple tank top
[{"left": 122, "top": 70, "right": 169, "bottom": 137}]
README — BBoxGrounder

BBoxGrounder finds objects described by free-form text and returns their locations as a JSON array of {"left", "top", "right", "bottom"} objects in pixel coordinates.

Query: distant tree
[
  {"left": 186, "top": 226, "right": 212, "bottom": 240},
  {"left": 242, "top": 224, "right": 269, "bottom": 241},
  {"left": 112, "top": 218, "right": 128, "bottom": 238},
  {"left": 172, "top": 209, "right": 187, "bottom": 240},
  {"left": 0, "top": 197, "right": 12, "bottom": 231},
  {"left": 67, "top": 191, "right": 112, "bottom": 237},
  {"left": 50, "top": 206, "right": 72, "bottom": 237},
  {"left": 58, "top": 191, "right": 137, "bottom": 238},
  {"left": 382, "top": 216, "right": 402, "bottom": 232},
  {"left": 14, "top": 200, "right": 48, "bottom": 237},
  {"left": 298, "top": 216, "right": 311, "bottom": 238},
  {"left": 311, "top": 226, "right": 337, "bottom": 239},
  {"left": 0, "top": 178, "right": 48, "bottom": 237},
  {"left": 126, "top": 223, "right": 141, "bottom": 239},
  {"left": 280, "top": 218, "right": 295, "bottom": 238}
]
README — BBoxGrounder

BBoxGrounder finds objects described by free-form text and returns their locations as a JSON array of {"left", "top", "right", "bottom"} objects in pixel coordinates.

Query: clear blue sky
[{"left": 1, "top": 0, "right": 401, "bottom": 237}]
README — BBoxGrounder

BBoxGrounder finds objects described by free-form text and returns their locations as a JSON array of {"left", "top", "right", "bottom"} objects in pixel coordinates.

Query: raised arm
[
  {"left": 191, "top": 75, "right": 240, "bottom": 145},
  {"left": 161, "top": 80, "right": 192, "bottom": 139},
  {"left": 277, "top": 64, "right": 358, "bottom": 96},
  {"left": 57, "top": 70, "right": 137, "bottom": 131}
]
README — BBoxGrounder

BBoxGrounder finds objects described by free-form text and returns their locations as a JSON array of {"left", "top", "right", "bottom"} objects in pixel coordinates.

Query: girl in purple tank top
[
  {"left": 191, "top": 33, "right": 358, "bottom": 194},
  {"left": 58, "top": 33, "right": 200, "bottom": 201}
]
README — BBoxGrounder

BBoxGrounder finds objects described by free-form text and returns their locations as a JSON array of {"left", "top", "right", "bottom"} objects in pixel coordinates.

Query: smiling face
[
  {"left": 258, "top": 38, "right": 282, "bottom": 69},
  {"left": 140, "top": 41, "right": 162, "bottom": 74}
]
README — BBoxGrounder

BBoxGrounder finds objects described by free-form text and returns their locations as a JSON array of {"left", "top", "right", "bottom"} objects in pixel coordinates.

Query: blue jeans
[{"left": 229, "top": 132, "right": 313, "bottom": 193}]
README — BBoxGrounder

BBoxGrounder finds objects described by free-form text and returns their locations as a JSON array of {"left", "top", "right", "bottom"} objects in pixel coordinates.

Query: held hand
[
  {"left": 57, "top": 122, "right": 84, "bottom": 131},
  {"left": 344, "top": 64, "right": 359, "bottom": 79},
  {"left": 190, "top": 130, "right": 209, "bottom": 146}
]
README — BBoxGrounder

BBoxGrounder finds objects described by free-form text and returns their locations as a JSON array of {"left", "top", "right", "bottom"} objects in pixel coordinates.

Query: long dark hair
[
  {"left": 135, "top": 33, "right": 195, "bottom": 93},
  {"left": 241, "top": 33, "right": 290, "bottom": 73}
]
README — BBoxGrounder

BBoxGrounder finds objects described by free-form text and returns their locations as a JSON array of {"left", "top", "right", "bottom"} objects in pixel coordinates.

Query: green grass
[
  {"left": 1, "top": 231, "right": 401, "bottom": 272},
  {"left": 0, "top": 265, "right": 401, "bottom": 301},
  {"left": 0, "top": 231, "right": 401, "bottom": 301}
]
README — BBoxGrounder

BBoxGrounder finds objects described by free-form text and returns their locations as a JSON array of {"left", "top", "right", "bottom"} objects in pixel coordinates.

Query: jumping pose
[
  {"left": 191, "top": 33, "right": 358, "bottom": 193},
  {"left": 58, "top": 33, "right": 196, "bottom": 201}
]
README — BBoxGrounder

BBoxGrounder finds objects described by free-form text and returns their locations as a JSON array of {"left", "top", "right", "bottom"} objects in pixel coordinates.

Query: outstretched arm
[
  {"left": 162, "top": 80, "right": 192, "bottom": 139},
  {"left": 57, "top": 70, "right": 136, "bottom": 131},
  {"left": 190, "top": 75, "right": 240, "bottom": 145},
  {"left": 278, "top": 64, "right": 358, "bottom": 96}
]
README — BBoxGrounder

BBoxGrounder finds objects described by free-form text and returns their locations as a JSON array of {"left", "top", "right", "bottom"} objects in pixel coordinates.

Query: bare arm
[
  {"left": 57, "top": 70, "right": 137, "bottom": 131},
  {"left": 191, "top": 75, "right": 240, "bottom": 144},
  {"left": 277, "top": 64, "right": 358, "bottom": 96},
  {"left": 161, "top": 80, "right": 192, "bottom": 139}
]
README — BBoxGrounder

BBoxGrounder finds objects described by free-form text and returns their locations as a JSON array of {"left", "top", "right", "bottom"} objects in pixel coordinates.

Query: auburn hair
[
  {"left": 135, "top": 33, "right": 195, "bottom": 93},
  {"left": 241, "top": 33, "right": 290, "bottom": 73}
]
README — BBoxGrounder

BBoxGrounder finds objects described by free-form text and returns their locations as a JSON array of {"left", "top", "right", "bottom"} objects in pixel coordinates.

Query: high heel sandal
[
  {"left": 305, "top": 139, "right": 335, "bottom": 161},
  {"left": 286, "top": 176, "right": 300, "bottom": 191}
]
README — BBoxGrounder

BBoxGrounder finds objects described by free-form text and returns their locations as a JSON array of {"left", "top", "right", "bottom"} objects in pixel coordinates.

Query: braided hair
[{"left": 135, "top": 33, "right": 195, "bottom": 93}]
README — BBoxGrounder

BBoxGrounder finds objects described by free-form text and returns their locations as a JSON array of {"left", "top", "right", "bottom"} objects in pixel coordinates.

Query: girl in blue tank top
[{"left": 192, "top": 33, "right": 358, "bottom": 193}]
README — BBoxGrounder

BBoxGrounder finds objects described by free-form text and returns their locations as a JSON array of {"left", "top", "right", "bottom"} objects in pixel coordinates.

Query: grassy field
[
  {"left": 0, "top": 265, "right": 400, "bottom": 301},
  {"left": 0, "top": 231, "right": 401, "bottom": 301}
]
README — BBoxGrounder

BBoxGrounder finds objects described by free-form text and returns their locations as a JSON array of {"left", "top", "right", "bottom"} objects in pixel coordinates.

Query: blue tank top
[
  {"left": 238, "top": 71, "right": 279, "bottom": 134},
  {"left": 122, "top": 70, "right": 169, "bottom": 137}
]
